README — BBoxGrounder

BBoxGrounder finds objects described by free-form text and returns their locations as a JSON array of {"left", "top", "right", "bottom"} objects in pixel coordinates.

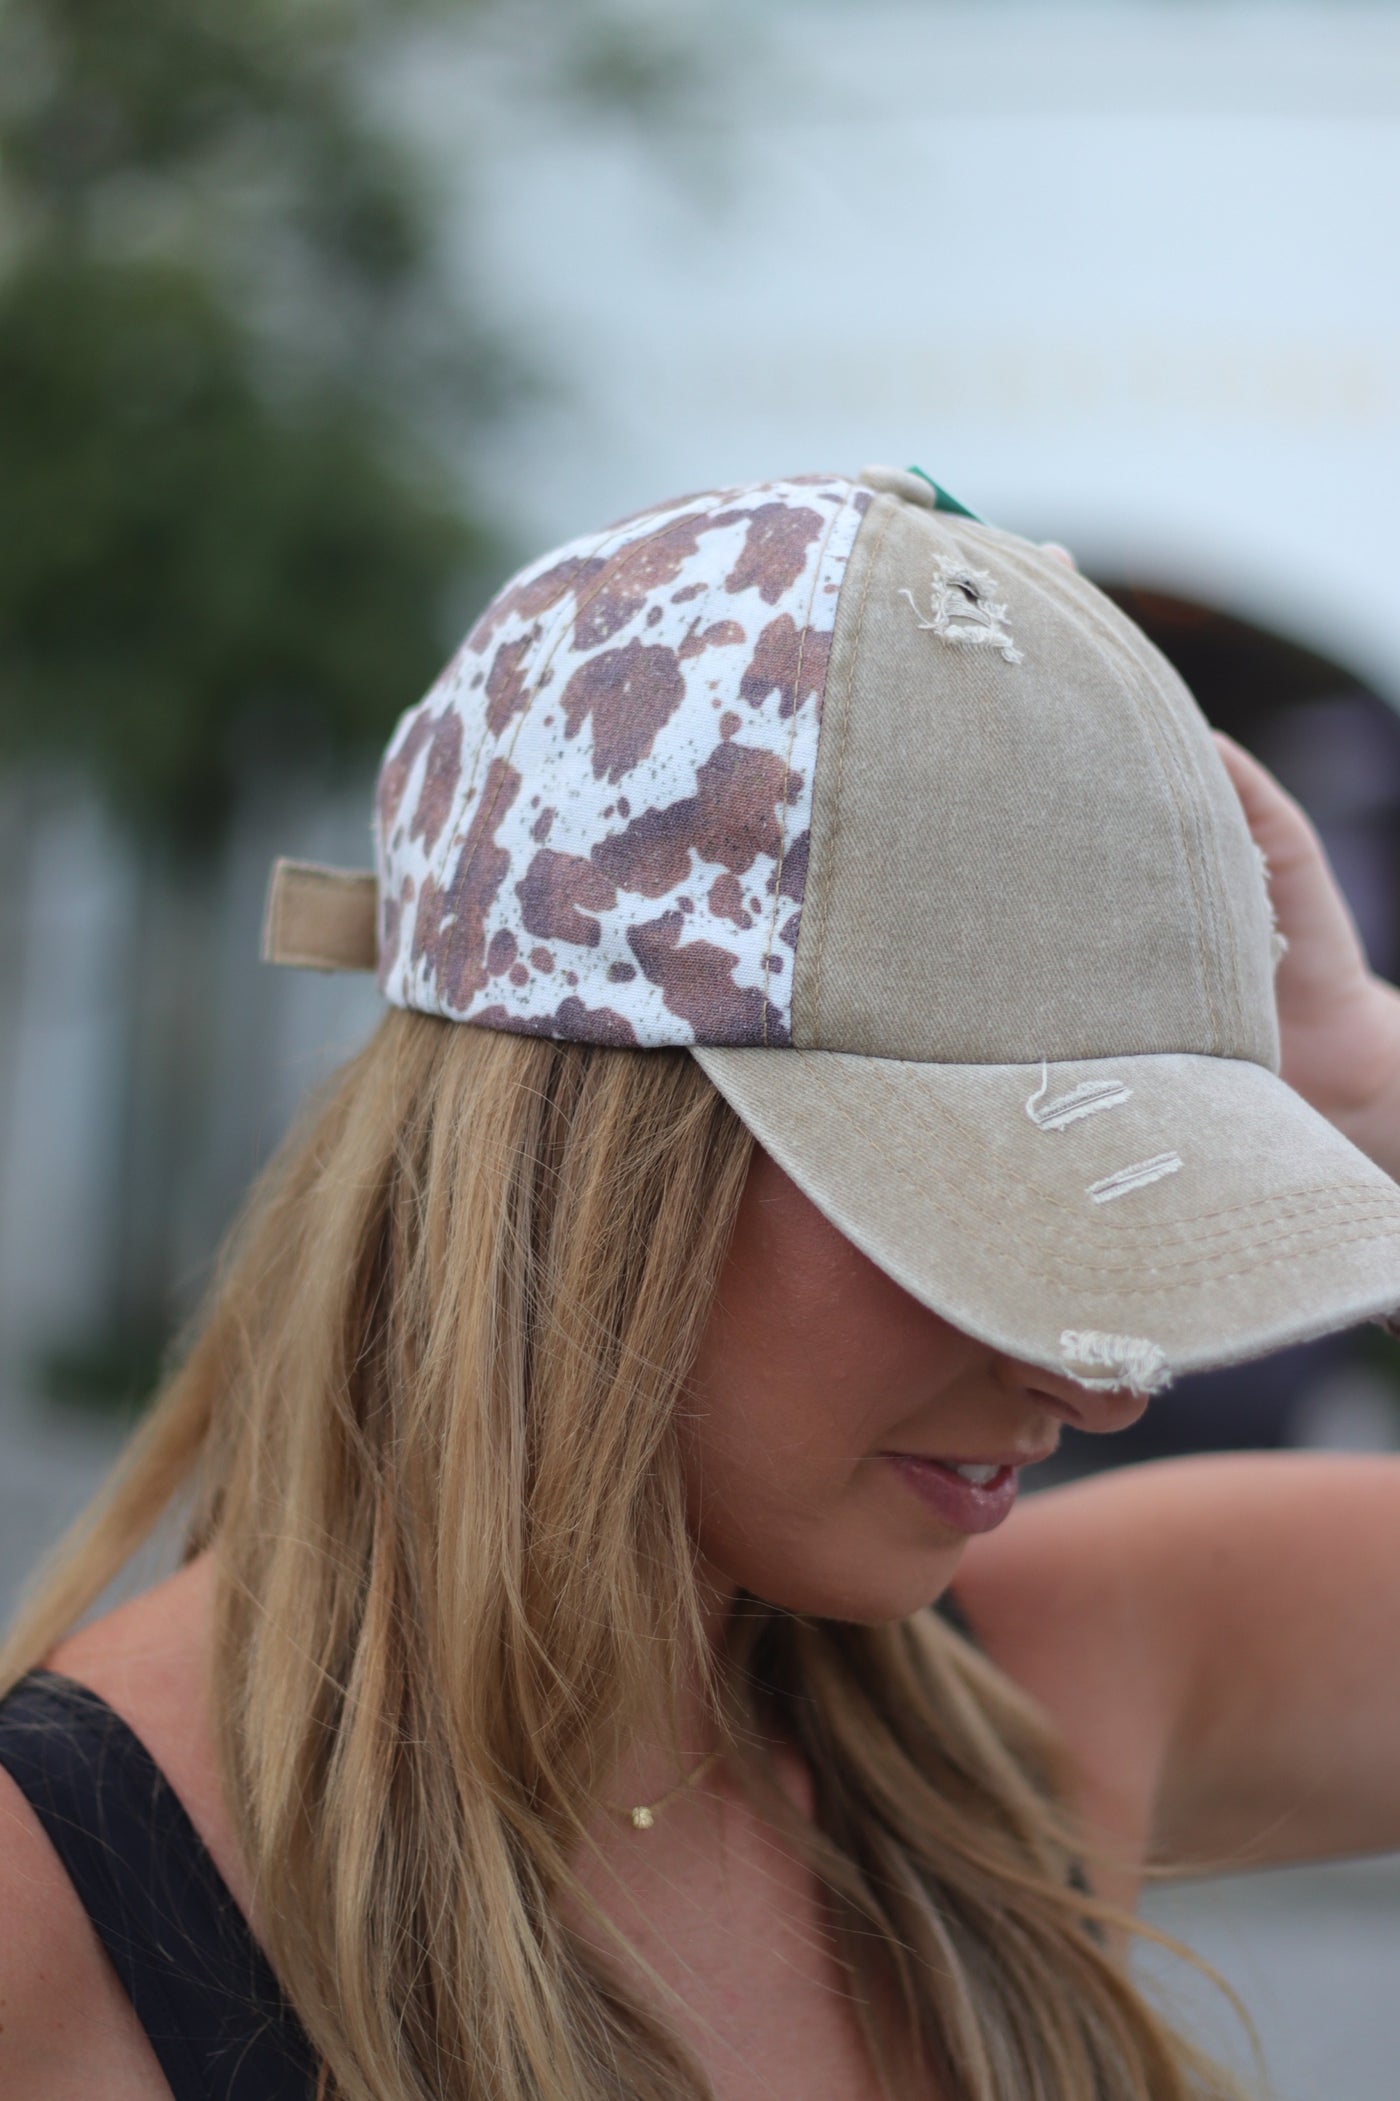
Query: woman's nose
[
  {"left": 992, "top": 1355, "right": 1151, "bottom": 1439},
  {"left": 1063, "top": 1380, "right": 1151, "bottom": 1437}
]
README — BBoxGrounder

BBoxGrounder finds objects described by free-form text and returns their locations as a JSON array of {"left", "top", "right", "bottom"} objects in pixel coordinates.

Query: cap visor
[{"left": 691, "top": 1047, "right": 1400, "bottom": 1393}]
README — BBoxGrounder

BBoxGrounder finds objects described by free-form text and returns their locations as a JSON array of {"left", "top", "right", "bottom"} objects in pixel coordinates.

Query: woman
[{"left": 4, "top": 464, "right": 1400, "bottom": 2101}]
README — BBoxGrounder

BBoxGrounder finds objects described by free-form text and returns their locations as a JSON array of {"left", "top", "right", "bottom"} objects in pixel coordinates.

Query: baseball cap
[{"left": 262, "top": 465, "right": 1400, "bottom": 1397}]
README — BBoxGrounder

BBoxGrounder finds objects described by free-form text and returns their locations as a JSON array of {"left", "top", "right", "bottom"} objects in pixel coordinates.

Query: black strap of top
[{"left": 0, "top": 1668, "right": 316, "bottom": 2101}]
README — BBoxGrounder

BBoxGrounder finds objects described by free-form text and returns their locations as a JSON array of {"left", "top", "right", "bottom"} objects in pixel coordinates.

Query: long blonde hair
[{"left": 1, "top": 1009, "right": 1256, "bottom": 2099}]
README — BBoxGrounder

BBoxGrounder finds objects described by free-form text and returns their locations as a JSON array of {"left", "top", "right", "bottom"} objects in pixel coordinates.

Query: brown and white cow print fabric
[{"left": 374, "top": 475, "right": 871, "bottom": 1047}]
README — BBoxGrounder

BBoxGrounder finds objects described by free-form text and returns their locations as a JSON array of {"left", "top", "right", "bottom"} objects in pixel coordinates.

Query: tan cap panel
[{"left": 793, "top": 494, "right": 1279, "bottom": 1067}]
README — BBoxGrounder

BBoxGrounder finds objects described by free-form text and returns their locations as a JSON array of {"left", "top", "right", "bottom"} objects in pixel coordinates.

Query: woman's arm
[{"left": 958, "top": 1452, "right": 1400, "bottom": 1883}]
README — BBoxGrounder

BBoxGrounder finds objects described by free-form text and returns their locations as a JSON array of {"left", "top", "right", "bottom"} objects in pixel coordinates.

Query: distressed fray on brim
[{"left": 692, "top": 1043, "right": 1400, "bottom": 1396}]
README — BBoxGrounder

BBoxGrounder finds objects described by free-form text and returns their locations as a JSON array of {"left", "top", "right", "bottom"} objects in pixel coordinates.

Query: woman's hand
[{"left": 1213, "top": 729, "right": 1400, "bottom": 1181}]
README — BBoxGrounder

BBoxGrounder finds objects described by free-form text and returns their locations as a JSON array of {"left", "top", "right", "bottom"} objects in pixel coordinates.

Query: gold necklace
[{"left": 611, "top": 1748, "right": 723, "bottom": 1830}]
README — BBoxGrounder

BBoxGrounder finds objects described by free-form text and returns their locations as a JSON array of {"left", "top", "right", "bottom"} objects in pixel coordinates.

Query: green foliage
[
  {"left": 0, "top": 0, "right": 503, "bottom": 854},
  {"left": 38, "top": 1319, "right": 171, "bottom": 1427},
  {"left": 0, "top": 0, "right": 711, "bottom": 1403},
  {"left": 0, "top": 249, "right": 485, "bottom": 847}
]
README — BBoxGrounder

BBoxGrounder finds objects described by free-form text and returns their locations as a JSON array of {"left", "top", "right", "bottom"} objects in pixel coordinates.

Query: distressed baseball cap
[{"left": 263, "top": 465, "right": 1400, "bottom": 1397}]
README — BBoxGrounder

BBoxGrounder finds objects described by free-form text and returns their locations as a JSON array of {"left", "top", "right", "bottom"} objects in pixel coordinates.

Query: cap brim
[{"left": 691, "top": 1046, "right": 1400, "bottom": 1394}]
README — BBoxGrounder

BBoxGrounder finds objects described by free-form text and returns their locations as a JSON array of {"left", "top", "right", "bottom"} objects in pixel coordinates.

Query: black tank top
[
  {"left": 0, "top": 1592, "right": 1077, "bottom": 2099},
  {"left": 0, "top": 1668, "right": 316, "bottom": 2099}
]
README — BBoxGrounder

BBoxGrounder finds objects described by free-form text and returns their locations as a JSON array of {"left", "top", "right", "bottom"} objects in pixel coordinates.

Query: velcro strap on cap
[{"left": 262, "top": 858, "right": 378, "bottom": 971}]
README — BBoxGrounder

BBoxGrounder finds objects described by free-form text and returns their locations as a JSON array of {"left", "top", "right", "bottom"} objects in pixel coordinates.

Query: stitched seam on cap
[
  {"left": 1045, "top": 1219, "right": 1400, "bottom": 1294},
  {"left": 823, "top": 1058, "right": 1400, "bottom": 1247},
  {"left": 1070, "top": 580, "right": 1232, "bottom": 1045},
  {"left": 1030, "top": 559, "right": 1231, "bottom": 1054},
  {"left": 761, "top": 485, "right": 853, "bottom": 1045},
  {"left": 860, "top": 1057, "right": 1392, "bottom": 1236},
  {"left": 855, "top": 1055, "right": 1310, "bottom": 1229},
  {"left": 804, "top": 1079, "right": 1400, "bottom": 1286},
  {"left": 1077, "top": 595, "right": 1226, "bottom": 1053},
  {"left": 1149, "top": 650, "right": 1248, "bottom": 1050},
  {"left": 796, "top": 1076, "right": 1400, "bottom": 1289},
  {"left": 981, "top": 534, "right": 1226, "bottom": 1055},
  {"left": 1099, "top": 604, "right": 1250, "bottom": 1052},
  {"left": 1061, "top": 1219, "right": 1400, "bottom": 1295},
  {"left": 801, "top": 497, "right": 896, "bottom": 1044},
  {"left": 1048, "top": 1207, "right": 1400, "bottom": 1280}
]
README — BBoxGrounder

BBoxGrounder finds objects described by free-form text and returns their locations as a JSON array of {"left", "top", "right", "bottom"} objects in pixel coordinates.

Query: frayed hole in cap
[
  {"left": 1250, "top": 839, "right": 1289, "bottom": 970},
  {"left": 1059, "top": 1329, "right": 1173, "bottom": 1397}
]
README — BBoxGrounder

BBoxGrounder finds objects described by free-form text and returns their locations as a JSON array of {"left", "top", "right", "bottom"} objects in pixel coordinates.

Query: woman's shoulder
[
  {"left": 0, "top": 1553, "right": 233, "bottom": 2100},
  {"left": 0, "top": 1715, "right": 176, "bottom": 2097},
  {"left": 41, "top": 1553, "right": 246, "bottom": 1905}
]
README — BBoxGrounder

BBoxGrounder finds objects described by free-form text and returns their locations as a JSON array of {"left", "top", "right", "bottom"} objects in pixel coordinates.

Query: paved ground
[{"left": 4, "top": 1399, "right": 1399, "bottom": 2097}]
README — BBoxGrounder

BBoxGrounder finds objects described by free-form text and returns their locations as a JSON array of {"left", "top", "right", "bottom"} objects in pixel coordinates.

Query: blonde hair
[{"left": 1, "top": 1009, "right": 1257, "bottom": 2099}]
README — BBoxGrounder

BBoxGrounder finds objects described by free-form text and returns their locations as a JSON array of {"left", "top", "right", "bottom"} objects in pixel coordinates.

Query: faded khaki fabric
[
  {"left": 262, "top": 861, "right": 377, "bottom": 972},
  {"left": 791, "top": 491, "right": 1278, "bottom": 1065},
  {"left": 692, "top": 1045, "right": 1400, "bottom": 1389}
]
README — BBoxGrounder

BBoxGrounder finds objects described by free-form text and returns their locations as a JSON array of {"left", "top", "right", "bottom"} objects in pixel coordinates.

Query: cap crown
[
  {"left": 796, "top": 490, "right": 1280, "bottom": 1067},
  {"left": 375, "top": 472, "right": 1280, "bottom": 1070}
]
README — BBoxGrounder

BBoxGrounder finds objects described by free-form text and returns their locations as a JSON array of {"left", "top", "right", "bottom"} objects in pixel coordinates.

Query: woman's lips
[{"left": 883, "top": 1453, "right": 1022, "bottom": 1534}]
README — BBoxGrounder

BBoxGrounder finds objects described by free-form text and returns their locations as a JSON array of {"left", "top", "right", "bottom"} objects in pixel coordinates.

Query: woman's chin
[{"left": 727, "top": 1545, "right": 968, "bottom": 1627}]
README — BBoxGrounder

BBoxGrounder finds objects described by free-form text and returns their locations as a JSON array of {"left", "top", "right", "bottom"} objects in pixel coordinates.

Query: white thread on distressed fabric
[
  {"left": 1250, "top": 839, "right": 1289, "bottom": 967},
  {"left": 1025, "top": 1061, "right": 1132, "bottom": 1132},
  {"left": 898, "top": 554, "right": 1023, "bottom": 665},
  {"left": 1059, "top": 1329, "right": 1172, "bottom": 1396},
  {"left": 1086, "top": 1153, "right": 1183, "bottom": 1204}
]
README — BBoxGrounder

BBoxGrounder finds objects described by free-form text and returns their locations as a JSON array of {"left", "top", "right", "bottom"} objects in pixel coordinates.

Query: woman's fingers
[
  {"left": 1212, "top": 728, "right": 1400, "bottom": 1155},
  {"left": 1211, "top": 729, "right": 1314, "bottom": 870},
  {"left": 1211, "top": 730, "right": 1370, "bottom": 995}
]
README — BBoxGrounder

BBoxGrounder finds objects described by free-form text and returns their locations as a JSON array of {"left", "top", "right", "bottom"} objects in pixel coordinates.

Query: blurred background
[{"left": 3, "top": 1, "right": 1400, "bottom": 2088}]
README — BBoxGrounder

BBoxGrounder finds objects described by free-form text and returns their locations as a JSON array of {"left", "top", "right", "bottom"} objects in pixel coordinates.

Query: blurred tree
[
  {"left": 0, "top": 0, "right": 711, "bottom": 1401},
  {"left": 0, "top": 0, "right": 503, "bottom": 1399},
  {"left": 0, "top": 0, "right": 506, "bottom": 850}
]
